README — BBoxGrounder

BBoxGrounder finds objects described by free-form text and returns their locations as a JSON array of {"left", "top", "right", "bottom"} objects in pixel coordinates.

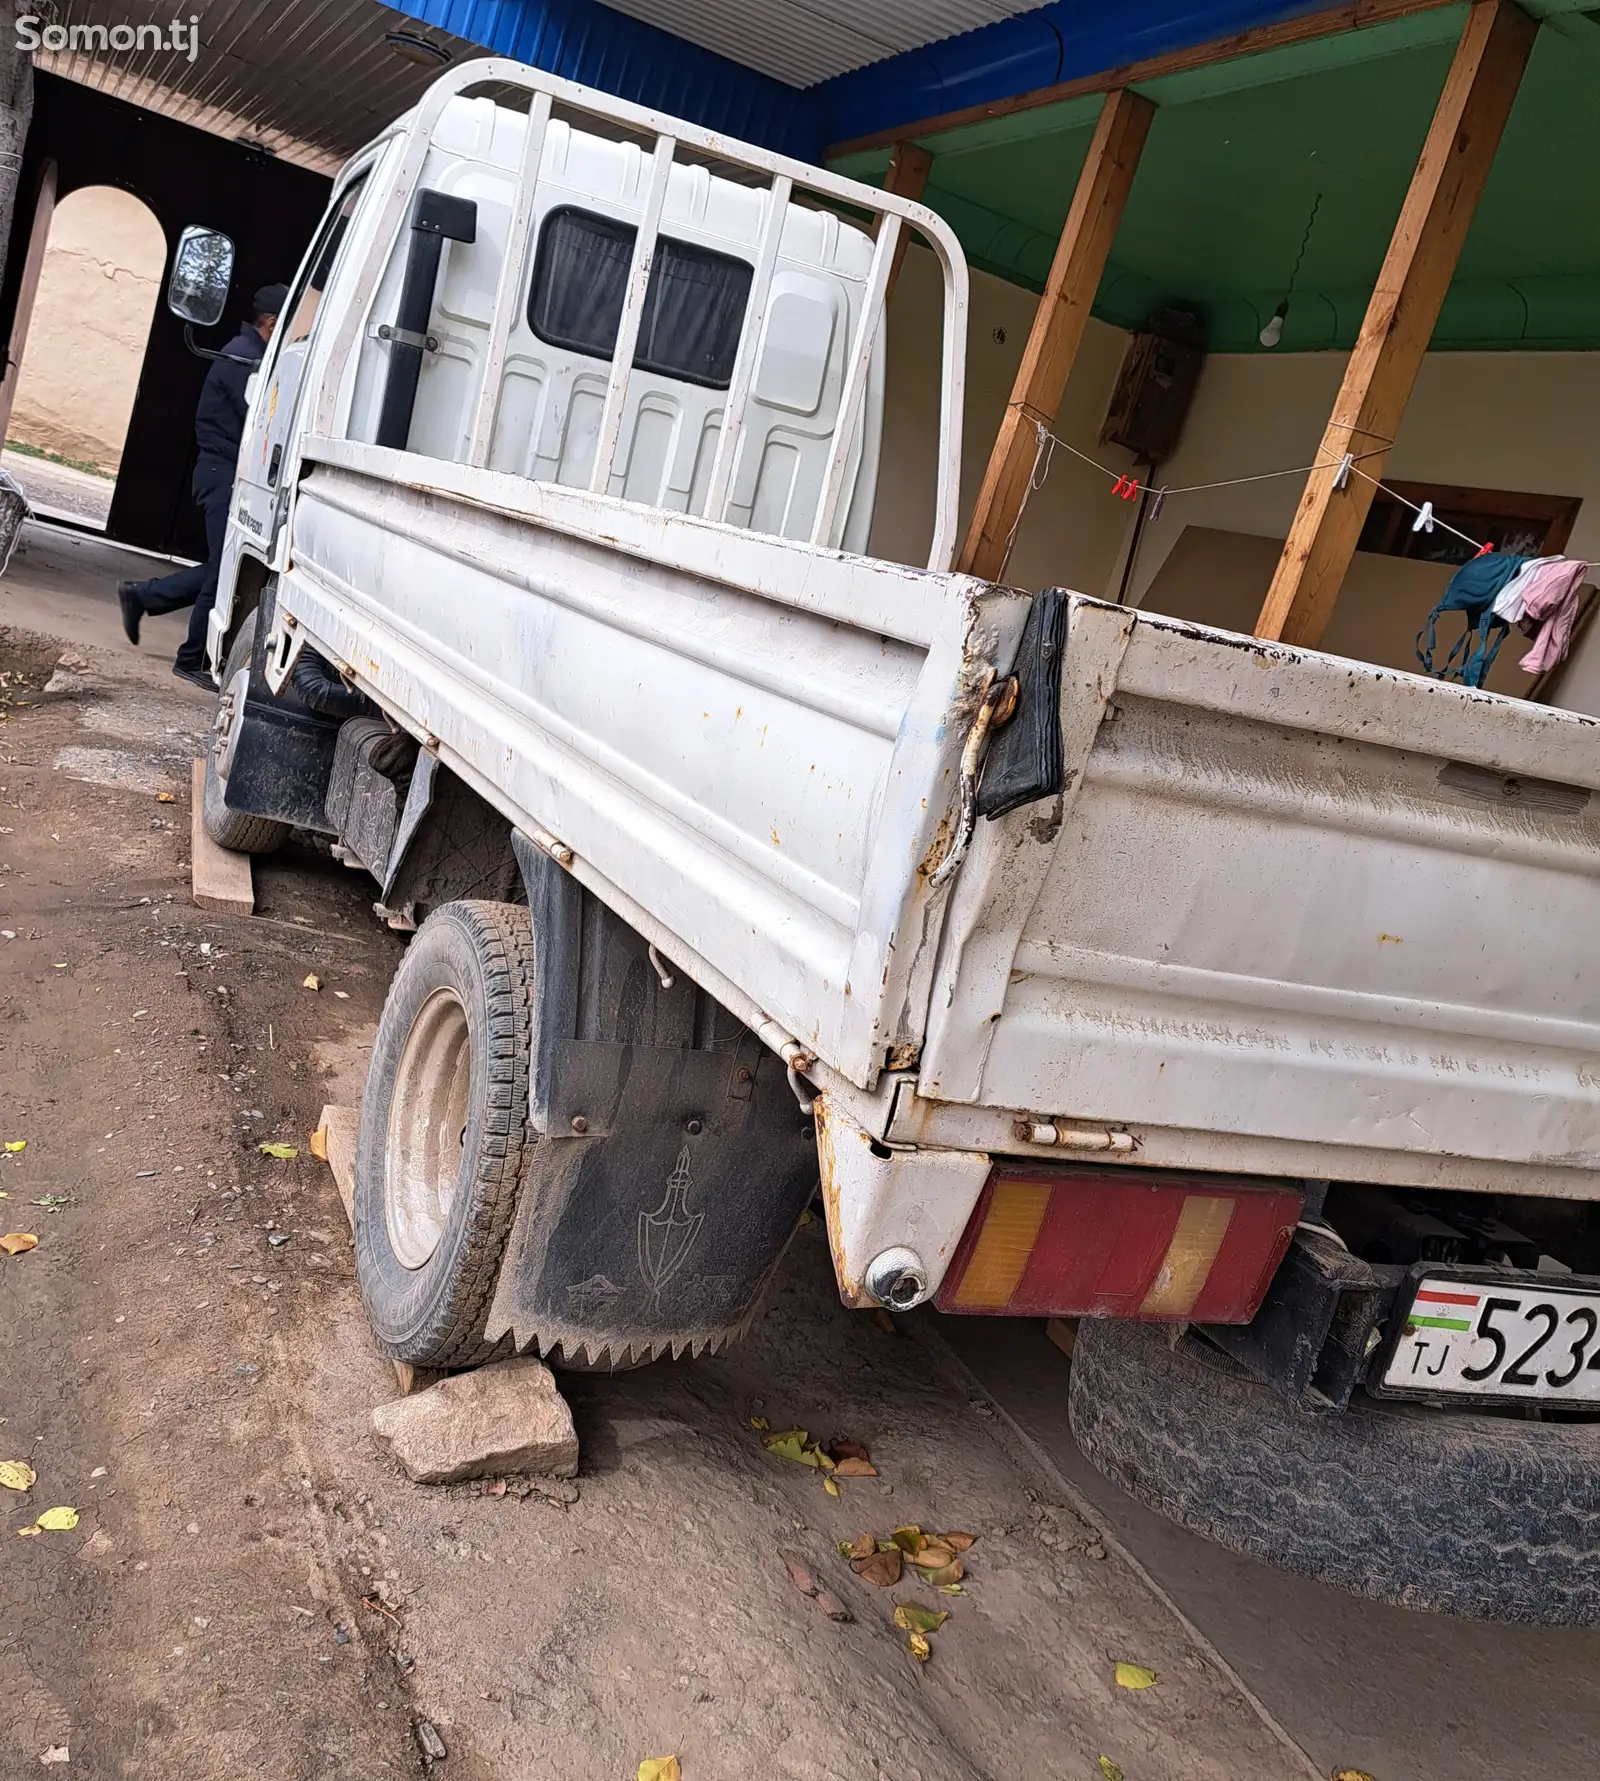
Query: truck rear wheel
[
  {"left": 354, "top": 900, "right": 535, "bottom": 1368},
  {"left": 1068, "top": 1316, "right": 1600, "bottom": 1624},
  {"left": 203, "top": 613, "right": 291, "bottom": 855}
]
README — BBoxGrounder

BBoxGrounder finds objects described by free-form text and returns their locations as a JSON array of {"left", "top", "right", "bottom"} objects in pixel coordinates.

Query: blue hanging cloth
[{"left": 1416, "top": 553, "right": 1526, "bottom": 688}]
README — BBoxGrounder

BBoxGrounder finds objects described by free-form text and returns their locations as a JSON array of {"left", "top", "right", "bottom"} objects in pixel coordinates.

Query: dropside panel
[
  {"left": 281, "top": 451, "right": 1025, "bottom": 1087},
  {"left": 922, "top": 600, "right": 1600, "bottom": 1189}
]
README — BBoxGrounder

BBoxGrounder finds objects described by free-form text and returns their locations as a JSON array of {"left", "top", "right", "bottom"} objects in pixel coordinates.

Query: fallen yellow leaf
[
  {"left": 0, "top": 1460, "right": 36, "bottom": 1491},
  {"left": 35, "top": 1506, "right": 78, "bottom": 1531},
  {"left": 308, "top": 1127, "right": 329, "bottom": 1162},
  {"left": 1114, "top": 1661, "right": 1158, "bottom": 1691},
  {"left": 156, "top": 791, "right": 176, "bottom": 803},
  {"left": 749, "top": 1415, "right": 770, "bottom": 1431},
  {"left": 3, "top": 1139, "right": 24, "bottom": 1152},
  {"left": 1098, "top": 1759, "right": 1124, "bottom": 1781},
  {"left": 907, "top": 1630, "right": 931, "bottom": 1663},
  {"left": 1332, "top": 1772, "right": 1377, "bottom": 1781},
  {"left": 822, "top": 1475, "right": 841, "bottom": 1497},
  {"left": 302, "top": 973, "right": 320, "bottom": 991},
  {"left": 761, "top": 1428, "right": 830, "bottom": 1468},
  {"left": 16, "top": 1524, "right": 40, "bottom": 1537},
  {"left": 638, "top": 1760, "right": 680, "bottom": 1781},
  {"left": 893, "top": 1603, "right": 948, "bottom": 1635},
  {"left": 258, "top": 1143, "right": 298, "bottom": 1160},
  {"left": 1, "top": 1232, "right": 38, "bottom": 1255}
]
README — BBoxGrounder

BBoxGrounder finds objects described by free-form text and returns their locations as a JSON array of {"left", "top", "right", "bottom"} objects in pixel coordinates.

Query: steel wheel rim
[{"left": 385, "top": 986, "right": 472, "bottom": 1269}]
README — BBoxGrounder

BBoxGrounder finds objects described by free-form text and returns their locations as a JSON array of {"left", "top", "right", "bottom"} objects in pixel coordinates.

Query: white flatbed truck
[{"left": 166, "top": 59, "right": 1600, "bottom": 1623}]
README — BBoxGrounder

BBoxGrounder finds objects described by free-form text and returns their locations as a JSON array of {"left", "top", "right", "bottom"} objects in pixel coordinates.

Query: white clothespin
[
  {"left": 1333, "top": 453, "right": 1353, "bottom": 490},
  {"left": 1412, "top": 500, "right": 1435, "bottom": 534}
]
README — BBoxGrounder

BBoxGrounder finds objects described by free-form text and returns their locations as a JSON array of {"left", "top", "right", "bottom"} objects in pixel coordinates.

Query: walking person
[{"left": 117, "top": 282, "right": 289, "bottom": 689}]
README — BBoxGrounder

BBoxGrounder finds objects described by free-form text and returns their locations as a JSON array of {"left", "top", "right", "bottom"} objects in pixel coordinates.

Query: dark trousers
[{"left": 128, "top": 455, "right": 234, "bottom": 671}]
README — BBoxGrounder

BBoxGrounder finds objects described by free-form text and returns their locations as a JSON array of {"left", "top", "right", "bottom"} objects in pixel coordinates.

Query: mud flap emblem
[{"left": 638, "top": 1146, "right": 703, "bottom": 1297}]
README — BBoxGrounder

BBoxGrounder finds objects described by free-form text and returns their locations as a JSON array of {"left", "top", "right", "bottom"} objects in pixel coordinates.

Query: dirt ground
[{"left": 0, "top": 586, "right": 1319, "bottom": 1781}]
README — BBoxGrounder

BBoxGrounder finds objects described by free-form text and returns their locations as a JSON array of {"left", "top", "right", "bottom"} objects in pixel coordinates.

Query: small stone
[
  {"left": 370, "top": 1358, "right": 578, "bottom": 1485},
  {"left": 41, "top": 668, "right": 88, "bottom": 697},
  {"left": 414, "top": 1719, "right": 448, "bottom": 1763}
]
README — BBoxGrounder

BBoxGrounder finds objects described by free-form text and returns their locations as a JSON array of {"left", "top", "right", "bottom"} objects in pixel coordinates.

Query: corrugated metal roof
[
  {"left": 389, "top": 0, "right": 821, "bottom": 154},
  {"left": 31, "top": 0, "right": 491, "bottom": 172},
  {"left": 592, "top": 0, "right": 1055, "bottom": 88}
]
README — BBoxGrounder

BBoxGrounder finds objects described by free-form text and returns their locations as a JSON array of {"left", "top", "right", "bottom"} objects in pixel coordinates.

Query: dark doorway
[{"left": 0, "top": 71, "right": 331, "bottom": 557}]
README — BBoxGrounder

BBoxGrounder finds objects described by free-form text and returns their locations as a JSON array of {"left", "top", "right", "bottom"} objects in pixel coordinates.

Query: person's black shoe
[
  {"left": 171, "top": 662, "right": 214, "bottom": 692},
  {"left": 117, "top": 581, "right": 143, "bottom": 646}
]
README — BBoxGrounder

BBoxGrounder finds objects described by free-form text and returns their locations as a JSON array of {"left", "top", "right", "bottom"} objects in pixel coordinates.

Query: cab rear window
[{"left": 527, "top": 207, "right": 752, "bottom": 390}]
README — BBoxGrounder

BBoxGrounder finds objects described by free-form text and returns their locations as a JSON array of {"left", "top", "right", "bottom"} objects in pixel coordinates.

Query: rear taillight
[{"left": 934, "top": 1162, "right": 1302, "bottom": 1324}]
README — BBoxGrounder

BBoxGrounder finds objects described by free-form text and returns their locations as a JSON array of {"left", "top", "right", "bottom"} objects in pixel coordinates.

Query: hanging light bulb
[{"left": 1258, "top": 192, "right": 1321, "bottom": 350}]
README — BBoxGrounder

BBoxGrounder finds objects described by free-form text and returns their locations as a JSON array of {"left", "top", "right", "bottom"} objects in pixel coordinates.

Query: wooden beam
[
  {"left": 957, "top": 89, "right": 1153, "bottom": 583},
  {"left": 1255, "top": 0, "right": 1537, "bottom": 646},
  {"left": 0, "top": 161, "right": 56, "bottom": 443},
  {"left": 827, "top": 0, "right": 1450, "bottom": 160},
  {"left": 878, "top": 140, "right": 932, "bottom": 301},
  {"left": 189, "top": 757, "right": 254, "bottom": 916}
]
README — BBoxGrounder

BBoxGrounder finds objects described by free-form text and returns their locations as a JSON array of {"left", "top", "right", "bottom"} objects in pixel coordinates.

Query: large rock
[{"left": 371, "top": 1357, "right": 579, "bottom": 1484}]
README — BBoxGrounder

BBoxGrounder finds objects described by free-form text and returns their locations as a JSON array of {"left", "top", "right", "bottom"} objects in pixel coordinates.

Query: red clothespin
[
  {"left": 1473, "top": 540, "right": 1495, "bottom": 558},
  {"left": 1111, "top": 474, "right": 1140, "bottom": 502}
]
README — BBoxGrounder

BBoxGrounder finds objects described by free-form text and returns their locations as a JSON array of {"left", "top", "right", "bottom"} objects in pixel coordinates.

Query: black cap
[{"left": 252, "top": 282, "right": 290, "bottom": 319}]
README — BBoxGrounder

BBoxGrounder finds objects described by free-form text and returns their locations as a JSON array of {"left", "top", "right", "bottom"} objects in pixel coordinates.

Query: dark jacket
[{"left": 194, "top": 323, "right": 266, "bottom": 465}]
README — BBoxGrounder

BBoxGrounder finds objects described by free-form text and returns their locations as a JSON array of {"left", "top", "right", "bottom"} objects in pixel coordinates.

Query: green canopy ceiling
[{"left": 832, "top": 2, "right": 1600, "bottom": 352}]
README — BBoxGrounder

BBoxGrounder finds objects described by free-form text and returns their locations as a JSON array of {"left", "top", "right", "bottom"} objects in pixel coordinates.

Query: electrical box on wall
[{"left": 1101, "top": 308, "right": 1205, "bottom": 466}]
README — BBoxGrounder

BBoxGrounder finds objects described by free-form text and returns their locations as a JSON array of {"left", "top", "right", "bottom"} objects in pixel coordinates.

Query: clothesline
[{"left": 1023, "top": 419, "right": 1597, "bottom": 570}]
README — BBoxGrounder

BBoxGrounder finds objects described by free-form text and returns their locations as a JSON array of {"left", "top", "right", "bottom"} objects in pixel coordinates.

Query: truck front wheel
[
  {"left": 1069, "top": 1315, "right": 1600, "bottom": 1624},
  {"left": 203, "top": 613, "right": 292, "bottom": 855},
  {"left": 354, "top": 899, "right": 535, "bottom": 1367}
]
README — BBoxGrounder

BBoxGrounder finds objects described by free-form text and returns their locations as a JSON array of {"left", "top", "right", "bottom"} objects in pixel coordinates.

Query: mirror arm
[{"left": 182, "top": 322, "right": 225, "bottom": 362}]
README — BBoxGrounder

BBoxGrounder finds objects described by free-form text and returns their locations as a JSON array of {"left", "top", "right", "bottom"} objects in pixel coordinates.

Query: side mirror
[{"left": 167, "top": 225, "right": 236, "bottom": 328}]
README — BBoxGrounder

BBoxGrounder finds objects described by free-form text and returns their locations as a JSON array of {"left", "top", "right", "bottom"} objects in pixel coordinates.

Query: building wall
[
  {"left": 869, "top": 247, "right": 1140, "bottom": 595},
  {"left": 8, "top": 185, "right": 166, "bottom": 473},
  {"left": 872, "top": 245, "right": 1600, "bottom": 711}
]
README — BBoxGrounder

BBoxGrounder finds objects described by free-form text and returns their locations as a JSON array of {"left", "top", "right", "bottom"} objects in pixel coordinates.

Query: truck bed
[{"left": 282, "top": 441, "right": 1600, "bottom": 1199}]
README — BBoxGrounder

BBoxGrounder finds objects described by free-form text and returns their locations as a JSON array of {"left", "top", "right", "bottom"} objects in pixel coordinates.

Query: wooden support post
[
  {"left": 957, "top": 89, "right": 1153, "bottom": 582},
  {"left": 879, "top": 140, "right": 932, "bottom": 301},
  {"left": 0, "top": 160, "right": 56, "bottom": 443},
  {"left": 1255, "top": 0, "right": 1537, "bottom": 646}
]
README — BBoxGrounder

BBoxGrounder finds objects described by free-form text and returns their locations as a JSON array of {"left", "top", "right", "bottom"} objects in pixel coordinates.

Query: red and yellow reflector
[{"left": 935, "top": 1163, "right": 1303, "bottom": 1325}]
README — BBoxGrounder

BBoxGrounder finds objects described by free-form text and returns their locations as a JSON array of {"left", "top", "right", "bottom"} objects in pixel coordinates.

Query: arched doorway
[{"left": 3, "top": 184, "right": 166, "bottom": 528}]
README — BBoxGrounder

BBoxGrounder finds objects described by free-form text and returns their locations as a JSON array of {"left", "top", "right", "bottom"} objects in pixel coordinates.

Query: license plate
[{"left": 1383, "top": 1275, "right": 1600, "bottom": 1404}]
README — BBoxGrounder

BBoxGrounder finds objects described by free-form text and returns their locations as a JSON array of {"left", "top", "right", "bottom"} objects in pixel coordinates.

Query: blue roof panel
[{"left": 814, "top": 0, "right": 1335, "bottom": 145}]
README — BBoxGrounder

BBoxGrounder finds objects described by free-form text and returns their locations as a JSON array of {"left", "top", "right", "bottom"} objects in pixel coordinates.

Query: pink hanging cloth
[{"left": 1517, "top": 559, "right": 1590, "bottom": 676}]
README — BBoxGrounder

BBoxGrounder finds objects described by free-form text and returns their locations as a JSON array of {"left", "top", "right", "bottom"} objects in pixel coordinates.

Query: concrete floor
[
  {"left": 1, "top": 515, "right": 200, "bottom": 680},
  {"left": 941, "top": 1314, "right": 1600, "bottom": 1781},
  {"left": 8, "top": 517, "right": 1597, "bottom": 1781},
  {"left": 4, "top": 449, "right": 116, "bottom": 528}
]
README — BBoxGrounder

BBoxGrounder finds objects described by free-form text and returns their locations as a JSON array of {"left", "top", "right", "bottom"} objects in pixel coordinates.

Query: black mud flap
[
  {"left": 487, "top": 835, "right": 818, "bottom": 1363},
  {"left": 222, "top": 583, "right": 342, "bottom": 832},
  {"left": 485, "top": 1045, "right": 816, "bottom": 1363}
]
